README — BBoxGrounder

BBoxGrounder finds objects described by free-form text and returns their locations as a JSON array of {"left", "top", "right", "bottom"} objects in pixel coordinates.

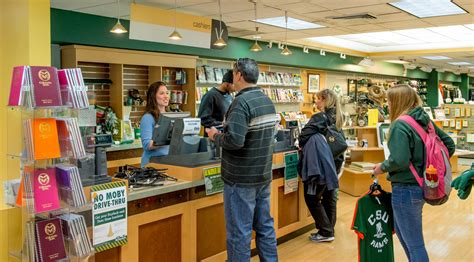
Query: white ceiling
[{"left": 51, "top": 0, "right": 474, "bottom": 72}]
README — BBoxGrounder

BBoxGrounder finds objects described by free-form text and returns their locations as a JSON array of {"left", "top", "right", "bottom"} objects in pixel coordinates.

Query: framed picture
[
  {"left": 308, "top": 74, "right": 320, "bottom": 93},
  {"left": 376, "top": 123, "right": 391, "bottom": 148}
]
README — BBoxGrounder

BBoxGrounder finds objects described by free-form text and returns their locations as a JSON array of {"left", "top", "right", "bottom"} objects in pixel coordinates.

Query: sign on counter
[
  {"left": 284, "top": 152, "right": 299, "bottom": 194},
  {"left": 203, "top": 166, "right": 224, "bottom": 195},
  {"left": 91, "top": 181, "right": 128, "bottom": 253}
]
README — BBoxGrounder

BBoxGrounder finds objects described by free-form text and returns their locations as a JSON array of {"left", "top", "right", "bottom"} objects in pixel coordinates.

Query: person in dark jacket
[
  {"left": 373, "top": 85, "right": 455, "bottom": 262},
  {"left": 298, "top": 88, "right": 344, "bottom": 243},
  {"left": 198, "top": 70, "right": 234, "bottom": 130}
]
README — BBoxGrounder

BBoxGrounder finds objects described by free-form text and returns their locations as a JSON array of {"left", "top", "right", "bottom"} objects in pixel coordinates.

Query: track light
[
  {"left": 303, "top": 46, "right": 309, "bottom": 53},
  {"left": 340, "top": 53, "right": 346, "bottom": 59},
  {"left": 267, "top": 41, "right": 273, "bottom": 48},
  {"left": 320, "top": 49, "right": 326, "bottom": 56}
]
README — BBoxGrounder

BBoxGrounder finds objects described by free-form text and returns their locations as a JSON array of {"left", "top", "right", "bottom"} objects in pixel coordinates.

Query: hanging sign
[
  {"left": 284, "top": 152, "right": 299, "bottom": 194},
  {"left": 91, "top": 181, "right": 128, "bottom": 252},
  {"left": 129, "top": 3, "right": 228, "bottom": 49}
]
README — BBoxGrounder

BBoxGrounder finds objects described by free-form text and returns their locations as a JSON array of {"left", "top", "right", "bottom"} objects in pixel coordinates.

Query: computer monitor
[{"left": 152, "top": 112, "right": 191, "bottom": 146}]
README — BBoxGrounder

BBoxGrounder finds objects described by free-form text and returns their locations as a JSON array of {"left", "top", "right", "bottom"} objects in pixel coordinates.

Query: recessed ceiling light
[
  {"left": 254, "top": 16, "right": 324, "bottom": 30},
  {"left": 389, "top": 0, "right": 466, "bottom": 18},
  {"left": 422, "top": 56, "right": 452, "bottom": 60},
  {"left": 448, "top": 62, "right": 471, "bottom": 65}
]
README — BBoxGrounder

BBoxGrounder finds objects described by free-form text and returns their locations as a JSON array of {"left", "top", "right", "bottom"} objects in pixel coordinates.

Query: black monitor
[{"left": 152, "top": 112, "right": 191, "bottom": 146}]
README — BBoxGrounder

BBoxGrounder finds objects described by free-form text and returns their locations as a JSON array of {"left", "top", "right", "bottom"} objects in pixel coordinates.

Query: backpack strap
[{"left": 397, "top": 115, "right": 425, "bottom": 187}]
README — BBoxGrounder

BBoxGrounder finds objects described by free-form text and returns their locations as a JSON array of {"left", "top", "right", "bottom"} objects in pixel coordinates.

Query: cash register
[
  {"left": 149, "top": 112, "right": 220, "bottom": 167},
  {"left": 274, "top": 113, "right": 299, "bottom": 152}
]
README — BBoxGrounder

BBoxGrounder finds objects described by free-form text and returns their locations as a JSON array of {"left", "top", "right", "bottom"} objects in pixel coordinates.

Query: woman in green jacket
[{"left": 373, "top": 85, "right": 455, "bottom": 262}]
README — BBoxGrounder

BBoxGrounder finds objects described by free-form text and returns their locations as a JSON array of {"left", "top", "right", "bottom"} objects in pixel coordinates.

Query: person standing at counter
[
  {"left": 198, "top": 70, "right": 234, "bottom": 131},
  {"left": 140, "top": 81, "right": 170, "bottom": 167},
  {"left": 206, "top": 58, "right": 278, "bottom": 262}
]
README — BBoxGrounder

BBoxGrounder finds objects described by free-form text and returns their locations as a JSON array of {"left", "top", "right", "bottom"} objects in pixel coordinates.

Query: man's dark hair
[{"left": 234, "top": 58, "right": 259, "bottom": 84}]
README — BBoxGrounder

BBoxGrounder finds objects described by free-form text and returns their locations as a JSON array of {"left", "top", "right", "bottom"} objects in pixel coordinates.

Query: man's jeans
[
  {"left": 224, "top": 182, "right": 278, "bottom": 262},
  {"left": 392, "top": 184, "right": 429, "bottom": 262}
]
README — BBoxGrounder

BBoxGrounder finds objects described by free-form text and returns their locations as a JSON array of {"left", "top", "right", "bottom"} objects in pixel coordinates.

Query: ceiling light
[
  {"left": 358, "top": 57, "right": 374, "bottom": 67},
  {"left": 320, "top": 49, "right": 326, "bottom": 56},
  {"left": 389, "top": 0, "right": 466, "bottom": 18},
  {"left": 213, "top": 0, "right": 227, "bottom": 47},
  {"left": 110, "top": 0, "right": 127, "bottom": 34},
  {"left": 250, "top": 2, "right": 262, "bottom": 52},
  {"left": 254, "top": 16, "right": 324, "bottom": 30},
  {"left": 281, "top": 47, "right": 292, "bottom": 56},
  {"left": 385, "top": 60, "right": 409, "bottom": 64},
  {"left": 422, "top": 56, "right": 451, "bottom": 60},
  {"left": 419, "top": 66, "right": 432, "bottom": 73},
  {"left": 168, "top": 0, "right": 182, "bottom": 40},
  {"left": 281, "top": 11, "right": 292, "bottom": 56},
  {"left": 250, "top": 41, "right": 263, "bottom": 52},
  {"left": 448, "top": 62, "right": 471, "bottom": 66}
]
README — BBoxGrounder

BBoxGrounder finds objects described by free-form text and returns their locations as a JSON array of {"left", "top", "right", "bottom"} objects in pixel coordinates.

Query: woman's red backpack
[{"left": 398, "top": 115, "right": 452, "bottom": 206}]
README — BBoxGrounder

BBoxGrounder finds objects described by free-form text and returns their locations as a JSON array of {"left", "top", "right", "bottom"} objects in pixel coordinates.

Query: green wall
[{"left": 50, "top": 8, "right": 428, "bottom": 79}]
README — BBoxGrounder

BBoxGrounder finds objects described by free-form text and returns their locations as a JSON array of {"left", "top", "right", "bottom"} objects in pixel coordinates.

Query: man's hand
[
  {"left": 206, "top": 127, "right": 220, "bottom": 141},
  {"left": 373, "top": 163, "right": 384, "bottom": 175}
]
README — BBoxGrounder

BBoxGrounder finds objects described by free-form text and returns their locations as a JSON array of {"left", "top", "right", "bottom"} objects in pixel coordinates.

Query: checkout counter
[{"left": 95, "top": 114, "right": 312, "bottom": 262}]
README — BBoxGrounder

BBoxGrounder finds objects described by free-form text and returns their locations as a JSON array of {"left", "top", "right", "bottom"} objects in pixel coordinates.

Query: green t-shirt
[{"left": 351, "top": 192, "right": 394, "bottom": 262}]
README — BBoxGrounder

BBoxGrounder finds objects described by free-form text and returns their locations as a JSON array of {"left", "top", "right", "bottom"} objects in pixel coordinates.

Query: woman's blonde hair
[
  {"left": 316, "top": 89, "right": 343, "bottom": 129},
  {"left": 387, "top": 84, "right": 422, "bottom": 122}
]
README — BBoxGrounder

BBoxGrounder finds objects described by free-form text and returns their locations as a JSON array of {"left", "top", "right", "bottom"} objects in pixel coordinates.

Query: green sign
[
  {"left": 203, "top": 166, "right": 224, "bottom": 195},
  {"left": 284, "top": 152, "right": 299, "bottom": 194},
  {"left": 91, "top": 181, "right": 128, "bottom": 253}
]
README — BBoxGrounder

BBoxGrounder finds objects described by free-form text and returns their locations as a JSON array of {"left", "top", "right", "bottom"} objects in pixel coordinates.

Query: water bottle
[{"left": 425, "top": 165, "right": 439, "bottom": 199}]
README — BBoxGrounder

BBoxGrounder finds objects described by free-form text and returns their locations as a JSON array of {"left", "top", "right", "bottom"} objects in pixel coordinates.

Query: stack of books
[
  {"left": 8, "top": 66, "right": 62, "bottom": 108},
  {"left": 59, "top": 213, "right": 93, "bottom": 257},
  {"left": 348, "top": 162, "right": 376, "bottom": 172},
  {"left": 56, "top": 118, "right": 86, "bottom": 159},
  {"left": 27, "top": 217, "right": 67, "bottom": 262},
  {"left": 58, "top": 68, "right": 89, "bottom": 109},
  {"left": 262, "top": 88, "right": 304, "bottom": 103},
  {"left": 56, "top": 165, "right": 87, "bottom": 208},
  {"left": 24, "top": 118, "right": 61, "bottom": 161}
]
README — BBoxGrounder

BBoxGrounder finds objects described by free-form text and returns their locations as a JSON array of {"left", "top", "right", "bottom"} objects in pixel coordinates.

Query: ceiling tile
[
  {"left": 344, "top": 23, "right": 387, "bottom": 33},
  {"left": 302, "top": 27, "right": 354, "bottom": 37},
  {"left": 304, "top": 10, "right": 344, "bottom": 20},
  {"left": 260, "top": 30, "right": 312, "bottom": 41},
  {"left": 378, "top": 20, "right": 435, "bottom": 30},
  {"left": 421, "top": 14, "right": 474, "bottom": 26},
  {"left": 261, "top": 0, "right": 303, "bottom": 5},
  {"left": 333, "top": 4, "right": 399, "bottom": 16},
  {"left": 75, "top": 2, "right": 130, "bottom": 18},
  {"left": 309, "top": 0, "right": 385, "bottom": 10},
  {"left": 370, "top": 12, "right": 417, "bottom": 22},
  {"left": 51, "top": 0, "right": 115, "bottom": 10},
  {"left": 270, "top": 2, "right": 328, "bottom": 14}
]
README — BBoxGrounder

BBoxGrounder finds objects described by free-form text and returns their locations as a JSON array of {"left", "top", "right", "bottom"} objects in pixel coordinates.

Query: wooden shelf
[
  {"left": 343, "top": 167, "right": 374, "bottom": 175},
  {"left": 349, "top": 147, "right": 383, "bottom": 152},
  {"left": 343, "top": 126, "right": 378, "bottom": 130}
]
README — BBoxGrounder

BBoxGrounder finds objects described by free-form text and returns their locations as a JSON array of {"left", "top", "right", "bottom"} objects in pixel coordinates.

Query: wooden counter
[{"left": 97, "top": 150, "right": 314, "bottom": 262}]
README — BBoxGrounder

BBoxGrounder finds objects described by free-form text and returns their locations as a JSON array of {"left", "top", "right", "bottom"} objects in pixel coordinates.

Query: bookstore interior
[{"left": 1, "top": 0, "right": 474, "bottom": 261}]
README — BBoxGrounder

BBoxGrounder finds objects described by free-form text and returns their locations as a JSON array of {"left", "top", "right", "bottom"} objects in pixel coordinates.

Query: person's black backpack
[{"left": 323, "top": 114, "right": 348, "bottom": 157}]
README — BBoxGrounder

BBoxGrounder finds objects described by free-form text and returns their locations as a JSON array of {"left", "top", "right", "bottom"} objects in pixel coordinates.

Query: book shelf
[
  {"left": 6, "top": 66, "right": 95, "bottom": 261},
  {"left": 62, "top": 45, "right": 198, "bottom": 125},
  {"left": 441, "top": 104, "right": 474, "bottom": 151},
  {"left": 195, "top": 58, "right": 305, "bottom": 114}
]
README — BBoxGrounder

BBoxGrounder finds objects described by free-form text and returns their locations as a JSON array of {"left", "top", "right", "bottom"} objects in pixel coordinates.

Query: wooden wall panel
[
  {"left": 196, "top": 203, "right": 226, "bottom": 261},
  {"left": 95, "top": 247, "right": 121, "bottom": 262},
  {"left": 277, "top": 187, "right": 299, "bottom": 229},
  {"left": 138, "top": 215, "right": 182, "bottom": 262}
]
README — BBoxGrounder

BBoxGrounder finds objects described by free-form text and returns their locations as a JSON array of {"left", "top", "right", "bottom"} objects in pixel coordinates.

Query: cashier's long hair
[
  {"left": 145, "top": 81, "right": 167, "bottom": 121},
  {"left": 387, "top": 84, "right": 422, "bottom": 123},
  {"left": 316, "top": 89, "right": 343, "bottom": 130}
]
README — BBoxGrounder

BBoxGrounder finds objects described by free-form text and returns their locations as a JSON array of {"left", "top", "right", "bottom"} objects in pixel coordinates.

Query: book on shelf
[
  {"left": 58, "top": 68, "right": 89, "bottom": 109},
  {"left": 30, "top": 66, "right": 62, "bottom": 107},
  {"left": 24, "top": 118, "right": 61, "bottom": 160},
  {"left": 59, "top": 213, "right": 93, "bottom": 258},
  {"left": 56, "top": 118, "right": 86, "bottom": 159},
  {"left": 27, "top": 167, "right": 61, "bottom": 214},
  {"left": 196, "top": 66, "right": 206, "bottom": 82},
  {"left": 8, "top": 66, "right": 28, "bottom": 106},
  {"left": 203, "top": 65, "right": 216, "bottom": 82},
  {"left": 348, "top": 162, "right": 376, "bottom": 172},
  {"left": 35, "top": 218, "right": 67, "bottom": 262},
  {"left": 3, "top": 178, "right": 21, "bottom": 206},
  {"left": 214, "top": 68, "right": 223, "bottom": 83},
  {"left": 56, "top": 164, "right": 87, "bottom": 208}
]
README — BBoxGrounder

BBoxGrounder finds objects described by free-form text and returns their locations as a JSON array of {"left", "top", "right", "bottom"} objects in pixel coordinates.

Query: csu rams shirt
[{"left": 351, "top": 192, "right": 394, "bottom": 262}]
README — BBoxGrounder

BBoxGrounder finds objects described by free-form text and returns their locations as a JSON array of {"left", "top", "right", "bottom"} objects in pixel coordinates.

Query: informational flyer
[
  {"left": 91, "top": 181, "right": 128, "bottom": 253},
  {"left": 284, "top": 152, "right": 299, "bottom": 194},
  {"left": 203, "top": 166, "right": 224, "bottom": 195}
]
